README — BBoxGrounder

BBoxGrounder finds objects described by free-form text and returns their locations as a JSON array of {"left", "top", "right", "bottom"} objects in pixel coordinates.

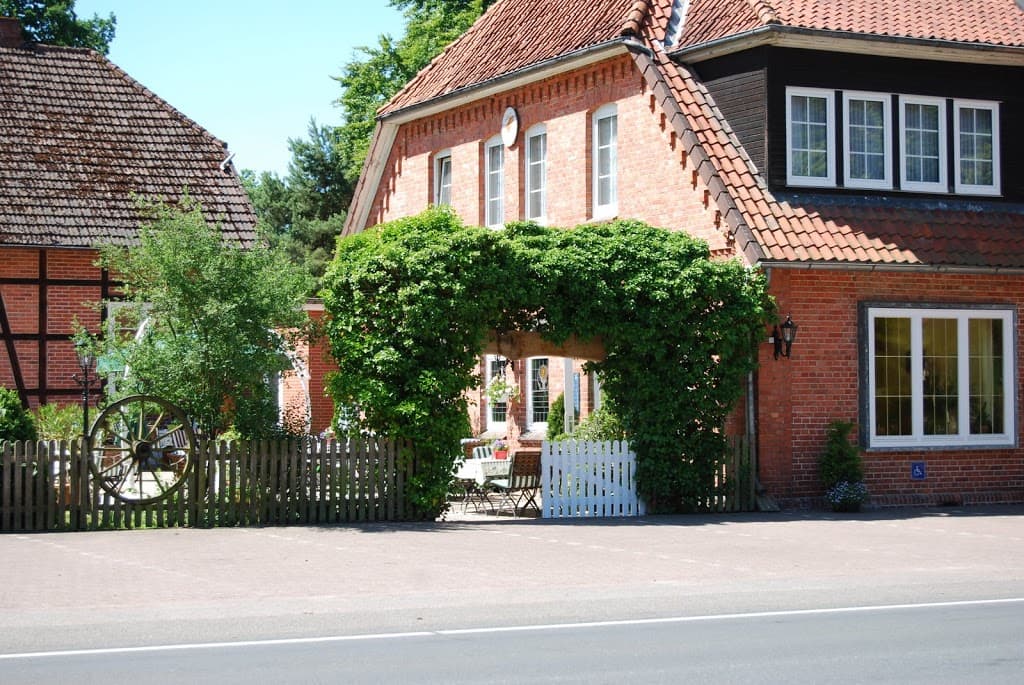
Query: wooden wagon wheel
[{"left": 88, "top": 395, "right": 196, "bottom": 503}]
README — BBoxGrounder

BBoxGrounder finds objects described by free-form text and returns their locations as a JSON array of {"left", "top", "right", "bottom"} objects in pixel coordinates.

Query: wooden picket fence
[
  {"left": 541, "top": 436, "right": 755, "bottom": 518},
  {"left": 0, "top": 438, "right": 415, "bottom": 532}
]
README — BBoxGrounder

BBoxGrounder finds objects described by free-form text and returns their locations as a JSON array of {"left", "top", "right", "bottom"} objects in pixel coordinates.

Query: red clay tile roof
[
  {"left": 380, "top": 0, "right": 653, "bottom": 116},
  {"left": 0, "top": 43, "right": 258, "bottom": 248},
  {"left": 678, "top": 0, "right": 1024, "bottom": 49}
]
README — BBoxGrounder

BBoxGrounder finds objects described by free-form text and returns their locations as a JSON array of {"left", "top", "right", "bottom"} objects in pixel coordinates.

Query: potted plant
[
  {"left": 485, "top": 375, "right": 520, "bottom": 405},
  {"left": 819, "top": 420, "right": 868, "bottom": 512},
  {"left": 491, "top": 439, "right": 509, "bottom": 460}
]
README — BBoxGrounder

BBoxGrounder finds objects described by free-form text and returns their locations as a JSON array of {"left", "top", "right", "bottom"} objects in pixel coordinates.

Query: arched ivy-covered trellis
[{"left": 321, "top": 208, "right": 773, "bottom": 517}]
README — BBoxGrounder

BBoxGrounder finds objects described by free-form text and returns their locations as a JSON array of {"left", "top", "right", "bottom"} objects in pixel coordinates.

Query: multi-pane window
[
  {"left": 434, "top": 150, "right": 452, "bottom": 206},
  {"left": 592, "top": 104, "right": 618, "bottom": 219},
  {"left": 843, "top": 92, "right": 890, "bottom": 189},
  {"left": 486, "top": 355, "right": 508, "bottom": 430},
  {"left": 868, "top": 306, "right": 1013, "bottom": 448},
  {"left": 525, "top": 124, "right": 547, "bottom": 221},
  {"left": 528, "top": 357, "right": 550, "bottom": 429},
  {"left": 954, "top": 100, "right": 1000, "bottom": 195},
  {"left": 484, "top": 137, "right": 504, "bottom": 227},
  {"left": 899, "top": 96, "right": 946, "bottom": 193},
  {"left": 786, "top": 87, "right": 835, "bottom": 186}
]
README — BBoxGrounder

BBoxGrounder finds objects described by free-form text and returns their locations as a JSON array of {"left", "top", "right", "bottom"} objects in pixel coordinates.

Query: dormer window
[
  {"left": 899, "top": 96, "right": 947, "bottom": 193},
  {"left": 786, "top": 87, "right": 835, "bottom": 187},
  {"left": 843, "top": 91, "right": 891, "bottom": 190},
  {"left": 954, "top": 100, "right": 1000, "bottom": 196}
]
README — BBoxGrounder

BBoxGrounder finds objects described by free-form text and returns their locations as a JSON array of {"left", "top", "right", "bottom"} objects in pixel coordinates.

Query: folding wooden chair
[{"left": 490, "top": 451, "right": 541, "bottom": 517}]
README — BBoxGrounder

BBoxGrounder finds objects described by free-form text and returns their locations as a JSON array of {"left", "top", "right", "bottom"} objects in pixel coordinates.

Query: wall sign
[
  {"left": 500, "top": 107, "right": 519, "bottom": 148},
  {"left": 910, "top": 461, "right": 927, "bottom": 480}
]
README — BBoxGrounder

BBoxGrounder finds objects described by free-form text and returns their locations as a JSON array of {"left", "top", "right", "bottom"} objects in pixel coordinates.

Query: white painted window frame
[
  {"left": 785, "top": 86, "right": 836, "bottom": 188},
  {"left": 843, "top": 91, "right": 892, "bottom": 190},
  {"left": 433, "top": 149, "right": 452, "bottom": 206},
  {"left": 898, "top": 95, "right": 947, "bottom": 194},
  {"left": 526, "top": 356, "right": 550, "bottom": 433},
  {"left": 867, "top": 306, "right": 1015, "bottom": 449},
  {"left": 485, "top": 354, "right": 509, "bottom": 432},
  {"left": 524, "top": 123, "right": 547, "bottom": 222},
  {"left": 953, "top": 99, "right": 1001, "bottom": 196},
  {"left": 484, "top": 136, "right": 504, "bottom": 228},
  {"left": 592, "top": 103, "right": 618, "bottom": 220}
]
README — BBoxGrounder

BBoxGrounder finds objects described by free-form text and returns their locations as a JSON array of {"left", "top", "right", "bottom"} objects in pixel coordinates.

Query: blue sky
[{"left": 75, "top": 1, "right": 405, "bottom": 176}]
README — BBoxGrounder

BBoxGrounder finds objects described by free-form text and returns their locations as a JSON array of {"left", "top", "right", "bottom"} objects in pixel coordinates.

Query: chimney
[{"left": 0, "top": 17, "right": 24, "bottom": 48}]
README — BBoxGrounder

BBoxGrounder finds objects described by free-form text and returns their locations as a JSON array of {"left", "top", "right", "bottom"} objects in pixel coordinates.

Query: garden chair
[{"left": 489, "top": 451, "right": 541, "bottom": 517}]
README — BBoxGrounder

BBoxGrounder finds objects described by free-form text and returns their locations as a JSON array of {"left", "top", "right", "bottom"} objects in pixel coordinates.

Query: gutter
[
  {"left": 671, "top": 25, "right": 1024, "bottom": 67},
  {"left": 343, "top": 38, "right": 640, "bottom": 235},
  {"left": 756, "top": 260, "right": 1024, "bottom": 276}
]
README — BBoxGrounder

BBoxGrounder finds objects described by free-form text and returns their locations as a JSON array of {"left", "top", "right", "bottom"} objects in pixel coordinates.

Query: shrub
[
  {"left": 0, "top": 388, "right": 37, "bottom": 443},
  {"left": 819, "top": 420, "right": 864, "bottom": 488},
  {"left": 572, "top": 404, "right": 627, "bottom": 442},
  {"left": 547, "top": 393, "right": 566, "bottom": 441},
  {"left": 32, "top": 403, "right": 84, "bottom": 441}
]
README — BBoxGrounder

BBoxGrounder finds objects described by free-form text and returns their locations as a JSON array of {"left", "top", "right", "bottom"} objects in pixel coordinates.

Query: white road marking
[{"left": 2, "top": 597, "right": 1022, "bottom": 661}]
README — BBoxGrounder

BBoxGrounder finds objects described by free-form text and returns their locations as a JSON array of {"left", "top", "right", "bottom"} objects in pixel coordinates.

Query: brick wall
[
  {"left": 0, "top": 247, "right": 105, "bottom": 407},
  {"left": 759, "top": 267, "right": 1024, "bottom": 506}
]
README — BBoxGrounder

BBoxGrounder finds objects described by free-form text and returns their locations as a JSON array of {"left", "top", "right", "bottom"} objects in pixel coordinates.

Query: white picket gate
[{"left": 541, "top": 440, "right": 646, "bottom": 518}]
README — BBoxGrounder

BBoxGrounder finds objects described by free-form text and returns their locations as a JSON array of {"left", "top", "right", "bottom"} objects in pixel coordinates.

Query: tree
[
  {"left": 242, "top": 120, "right": 352, "bottom": 290},
  {"left": 95, "top": 197, "right": 313, "bottom": 438},
  {"left": 333, "top": 0, "right": 491, "bottom": 182},
  {"left": 0, "top": 0, "right": 115, "bottom": 54}
]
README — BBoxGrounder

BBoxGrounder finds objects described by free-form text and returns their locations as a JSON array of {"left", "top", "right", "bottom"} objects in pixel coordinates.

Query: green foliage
[
  {"left": 333, "top": 1, "right": 490, "bottom": 182},
  {"left": 0, "top": 387, "right": 37, "bottom": 442},
  {"left": 32, "top": 402, "right": 83, "bottom": 440},
  {"left": 819, "top": 420, "right": 864, "bottom": 489},
  {"left": 1, "top": 0, "right": 115, "bottom": 54},
  {"left": 547, "top": 393, "right": 565, "bottom": 441},
  {"left": 572, "top": 403, "right": 627, "bottom": 443},
  {"left": 94, "top": 196, "right": 313, "bottom": 439},
  {"left": 322, "top": 210, "right": 774, "bottom": 516}
]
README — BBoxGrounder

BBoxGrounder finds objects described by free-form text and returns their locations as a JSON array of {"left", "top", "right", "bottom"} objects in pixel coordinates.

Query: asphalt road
[{"left": 2, "top": 506, "right": 1023, "bottom": 682}]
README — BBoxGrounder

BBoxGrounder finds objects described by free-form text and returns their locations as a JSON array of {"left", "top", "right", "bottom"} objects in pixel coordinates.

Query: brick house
[
  {"left": 342, "top": 0, "right": 1024, "bottom": 506},
  {"left": 0, "top": 18, "right": 258, "bottom": 412}
]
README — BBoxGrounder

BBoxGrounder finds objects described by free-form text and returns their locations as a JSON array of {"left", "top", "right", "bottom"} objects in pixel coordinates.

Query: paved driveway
[{"left": 2, "top": 506, "right": 1023, "bottom": 653}]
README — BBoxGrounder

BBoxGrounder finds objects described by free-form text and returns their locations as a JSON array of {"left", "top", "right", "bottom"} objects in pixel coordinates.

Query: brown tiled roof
[
  {"left": 679, "top": 0, "right": 1024, "bottom": 49},
  {"left": 0, "top": 43, "right": 258, "bottom": 248},
  {"left": 380, "top": 0, "right": 651, "bottom": 116}
]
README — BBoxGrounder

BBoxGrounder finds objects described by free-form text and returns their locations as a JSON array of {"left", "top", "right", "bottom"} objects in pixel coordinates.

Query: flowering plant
[
  {"left": 491, "top": 439, "right": 509, "bottom": 451},
  {"left": 825, "top": 480, "right": 868, "bottom": 510},
  {"left": 485, "top": 375, "right": 520, "bottom": 404}
]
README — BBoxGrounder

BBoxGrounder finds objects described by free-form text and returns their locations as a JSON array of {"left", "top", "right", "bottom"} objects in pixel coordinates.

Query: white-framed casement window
[
  {"left": 527, "top": 357, "right": 550, "bottom": 432},
  {"left": 525, "top": 124, "right": 547, "bottom": 222},
  {"left": 484, "top": 136, "right": 504, "bottom": 228},
  {"left": 843, "top": 91, "right": 891, "bottom": 189},
  {"left": 899, "top": 95, "right": 947, "bottom": 193},
  {"left": 592, "top": 103, "right": 618, "bottom": 219},
  {"left": 867, "top": 306, "right": 1015, "bottom": 449},
  {"left": 433, "top": 149, "right": 452, "bottom": 206},
  {"left": 954, "top": 99, "right": 1000, "bottom": 196},
  {"left": 485, "top": 355, "right": 509, "bottom": 432},
  {"left": 786, "top": 87, "right": 835, "bottom": 187}
]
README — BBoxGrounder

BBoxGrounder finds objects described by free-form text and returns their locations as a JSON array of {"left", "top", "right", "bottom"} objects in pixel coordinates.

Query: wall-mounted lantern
[{"left": 772, "top": 314, "right": 798, "bottom": 360}]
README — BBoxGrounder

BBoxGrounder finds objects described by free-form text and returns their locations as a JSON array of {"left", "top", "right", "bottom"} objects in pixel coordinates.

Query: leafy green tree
[
  {"left": 1, "top": 0, "right": 115, "bottom": 54},
  {"left": 95, "top": 197, "right": 312, "bottom": 438},
  {"left": 334, "top": 0, "right": 491, "bottom": 182}
]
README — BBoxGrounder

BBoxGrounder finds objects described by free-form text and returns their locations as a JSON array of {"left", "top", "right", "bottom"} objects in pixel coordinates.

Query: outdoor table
[{"left": 453, "top": 458, "right": 510, "bottom": 512}]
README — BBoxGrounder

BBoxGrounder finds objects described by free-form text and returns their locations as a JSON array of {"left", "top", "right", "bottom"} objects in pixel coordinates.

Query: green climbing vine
[{"left": 321, "top": 207, "right": 773, "bottom": 516}]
